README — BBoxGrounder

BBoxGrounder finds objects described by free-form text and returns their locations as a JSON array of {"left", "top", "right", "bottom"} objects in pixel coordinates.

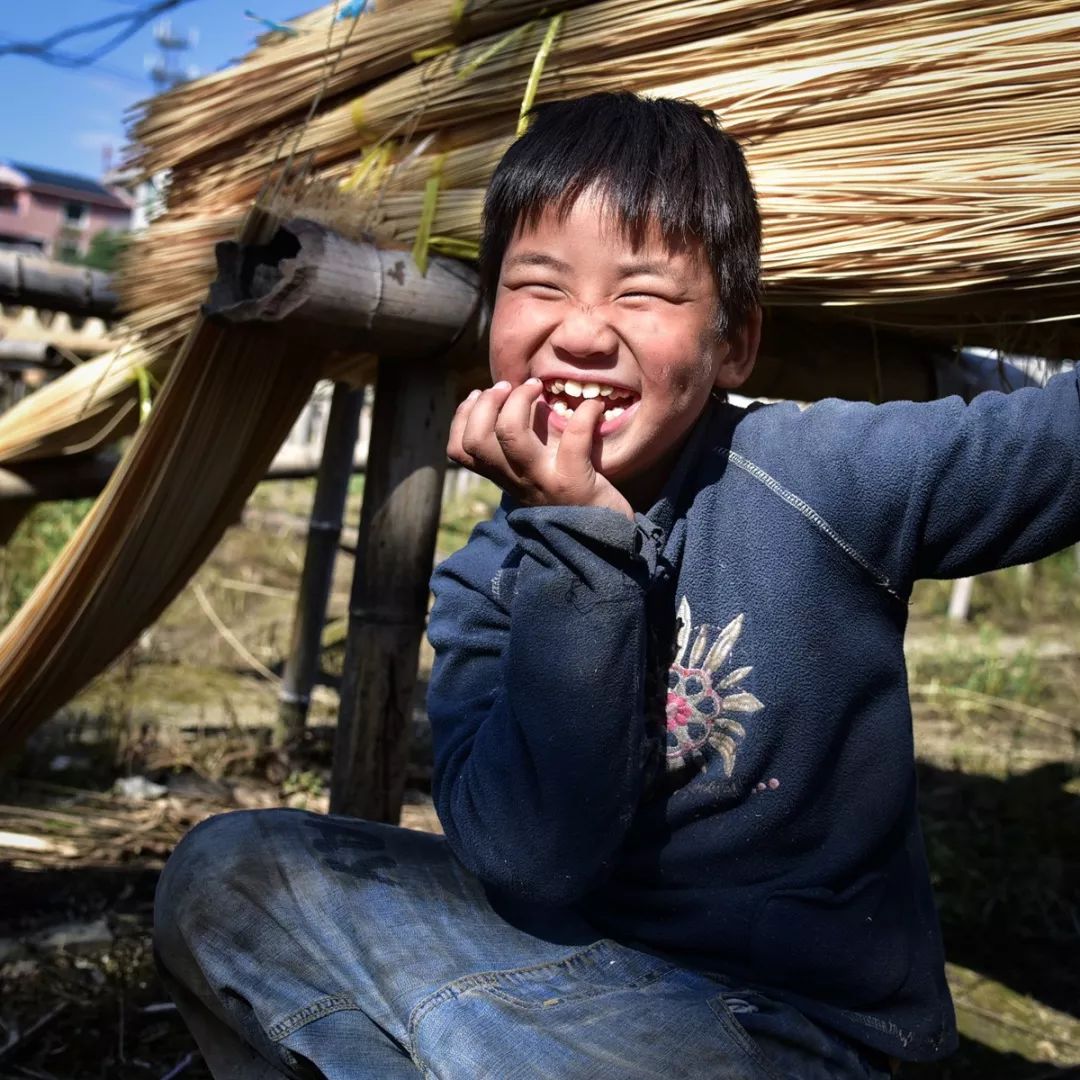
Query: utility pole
[{"left": 146, "top": 19, "right": 198, "bottom": 93}]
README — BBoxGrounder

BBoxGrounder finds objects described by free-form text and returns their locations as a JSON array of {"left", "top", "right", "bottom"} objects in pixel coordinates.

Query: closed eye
[
  {"left": 511, "top": 280, "right": 563, "bottom": 295},
  {"left": 619, "top": 291, "right": 669, "bottom": 301}
]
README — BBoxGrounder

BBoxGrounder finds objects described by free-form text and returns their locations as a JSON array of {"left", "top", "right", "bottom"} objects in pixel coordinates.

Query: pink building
[{"left": 0, "top": 161, "right": 133, "bottom": 260}]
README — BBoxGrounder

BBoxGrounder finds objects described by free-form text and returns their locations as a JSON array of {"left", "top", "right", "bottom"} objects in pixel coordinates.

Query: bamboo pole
[
  {"left": 204, "top": 218, "right": 483, "bottom": 360},
  {"left": 277, "top": 382, "right": 365, "bottom": 747},
  {"left": 0, "top": 253, "right": 118, "bottom": 318},
  {"left": 330, "top": 354, "right": 456, "bottom": 822}
]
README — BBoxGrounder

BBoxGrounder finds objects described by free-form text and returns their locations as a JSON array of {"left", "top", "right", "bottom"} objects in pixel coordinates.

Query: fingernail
[
  {"left": 466, "top": 388, "right": 481, "bottom": 400},
  {"left": 493, "top": 380, "right": 511, "bottom": 390},
  {"left": 526, "top": 377, "right": 542, "bottom": 386}
]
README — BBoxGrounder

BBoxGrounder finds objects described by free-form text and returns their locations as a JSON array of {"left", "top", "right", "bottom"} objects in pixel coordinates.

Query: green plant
[
  {"left": 80, "top": 229, "right": 130, "bottom": 273},
  {"left": 282, "top": 768, "right": 326, "bottom": 799},
  {"left": 0, "top": 500, "right": 93, "bottom": 627}
]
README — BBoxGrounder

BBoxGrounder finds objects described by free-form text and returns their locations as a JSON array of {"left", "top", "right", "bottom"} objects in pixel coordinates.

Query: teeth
[
  {"left": 582, "top": 382, "right": 600, "bottom": 398},
  {"left": 552, "top": 401, "right": 573, "bottom": 417},
  {"left": 552, "top": 379, "right": 565, "bottom": 392},
  {"left": 599, "top": 385, "right": 613, "bottom": 397},
  {"left": 563, "top": 379, "right": 583, "bottom": 398},
  {"left": 603, "top": 407, "right": 624, "bottom": 421}
]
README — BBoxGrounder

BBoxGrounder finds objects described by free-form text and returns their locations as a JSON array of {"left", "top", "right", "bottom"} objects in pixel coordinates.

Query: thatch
[
  {"left": 0, "top": 212, "right": 320, "bottom": 748},
  {"left": 122, "top": 0, "right": 1080, "bottom": 356}
]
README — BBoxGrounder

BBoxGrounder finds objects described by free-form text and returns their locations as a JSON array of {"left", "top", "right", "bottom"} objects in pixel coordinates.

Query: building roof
[{"left": 3, "top": 162, "right": 131, "bottom": 210}]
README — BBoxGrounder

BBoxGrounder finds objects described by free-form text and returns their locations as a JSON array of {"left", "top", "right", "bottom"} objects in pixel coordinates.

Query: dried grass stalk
[
  {"left": 130, "top": 0, "right": 589, "bottom": 177},
  {"left": 0, "top": 212, "right": 320, "bottom": 750}
]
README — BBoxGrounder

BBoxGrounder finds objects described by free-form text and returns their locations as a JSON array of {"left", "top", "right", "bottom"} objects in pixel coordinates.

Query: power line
[{"left": 0, "top": 0, "right": 198, "bottom": 70}]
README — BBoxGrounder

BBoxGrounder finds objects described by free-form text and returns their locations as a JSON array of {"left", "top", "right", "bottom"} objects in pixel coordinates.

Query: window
[
  {"left": 0, "top": 188, "right": 16, "bottom": 211},
  {"left": 64, "top": 202, "right": 88, "bottom": 226}
]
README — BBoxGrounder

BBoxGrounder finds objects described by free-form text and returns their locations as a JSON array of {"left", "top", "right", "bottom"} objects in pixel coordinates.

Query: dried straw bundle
[
  {"left": 0, "top": 212, "right": 319, "bottom": 749},
  {"left": 0, "top": 344, "right": 156, "bottom": 464},
  {"left": 127, "top": 0, "right": 1080, "bottom": 355},
  {"left": 130, "top": 0, "right": 586, "bottom": 177}
]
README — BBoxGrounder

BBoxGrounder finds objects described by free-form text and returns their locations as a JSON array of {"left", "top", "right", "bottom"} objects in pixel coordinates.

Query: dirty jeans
[{"left": 154, "top": 809, "right": 891, "bottom": 1080}]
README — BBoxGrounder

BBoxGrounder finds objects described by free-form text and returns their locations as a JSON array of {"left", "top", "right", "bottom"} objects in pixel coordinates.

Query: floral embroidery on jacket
[{"left": 666, "top": 597, "right": 763, "bottom": 775}]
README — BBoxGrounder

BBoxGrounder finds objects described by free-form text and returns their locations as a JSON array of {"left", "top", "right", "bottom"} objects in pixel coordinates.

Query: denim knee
[{"left": 154, "top": 808, "right": 284, "bottom": 973}]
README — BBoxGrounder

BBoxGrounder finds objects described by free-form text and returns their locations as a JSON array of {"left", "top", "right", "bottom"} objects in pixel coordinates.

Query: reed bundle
[
  {"left": 0, "top": 215, "right": 321, "bottom": 749},
  {"left": 0, "top": 346, "right": 151, "bottom": 464},
  {"left": 1, "top": 0, "right": 1078, "bottom": 748},
  {"left": 130, "top": 0, "right": 586, "bottom": 177},
  {"left": 120, "top": 0, "right": 1080, "bottom": 358}
]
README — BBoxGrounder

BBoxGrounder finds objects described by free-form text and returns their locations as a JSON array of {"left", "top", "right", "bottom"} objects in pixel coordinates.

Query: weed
[{"left": 0, "top": 500, "right": 93, "bottom": 627}]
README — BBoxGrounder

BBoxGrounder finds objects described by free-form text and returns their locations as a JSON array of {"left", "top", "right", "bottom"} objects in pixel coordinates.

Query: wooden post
[
  {"left": 0, "top": 252, "right": 117, "bottom": 317},
  {"left": 277, "top": 381, "right": 365, "bottom": 747},
  {"left": 329, "top": 355, "right": 456, "bottom": 822},
  {"left": 948, "top": 576, "right": 975, "bottom": 622}
]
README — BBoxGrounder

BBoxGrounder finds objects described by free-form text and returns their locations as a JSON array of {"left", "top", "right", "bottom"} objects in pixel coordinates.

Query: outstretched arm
[{"left": 755, "top": 366, "right": 1080, "bottom": 591}]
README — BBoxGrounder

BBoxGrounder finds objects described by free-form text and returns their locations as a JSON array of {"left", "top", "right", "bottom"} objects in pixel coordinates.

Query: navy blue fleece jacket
[{"left": 426, "top": 368, "right": 1080, "bottom": 1061}]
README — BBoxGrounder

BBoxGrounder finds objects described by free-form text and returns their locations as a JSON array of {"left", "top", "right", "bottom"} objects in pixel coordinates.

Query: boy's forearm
[{"left": 428, "top": 505, "right": 660, "bottom": 905}]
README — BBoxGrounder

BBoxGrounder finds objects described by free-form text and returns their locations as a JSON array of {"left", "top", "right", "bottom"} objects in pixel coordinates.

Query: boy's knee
[{"left": 154, "top": 809, "right": 285, "bottom": 964}]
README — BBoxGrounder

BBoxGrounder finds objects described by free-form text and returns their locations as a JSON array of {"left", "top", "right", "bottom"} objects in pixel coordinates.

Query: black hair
[{"left": 480, "top": 92, "right": 761, "bottom": 338}]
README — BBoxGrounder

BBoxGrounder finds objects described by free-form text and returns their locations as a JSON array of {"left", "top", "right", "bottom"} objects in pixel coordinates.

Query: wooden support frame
[
  {"left": 206, "top": 218, "right": 483, "bottom": 362},
  {"left": 277, "top": 381, "right": 365, "bottom": 747},
  {"left": 202, "top": 220, "right": 1047, "bottom": 823},
  {"left": 0, "top": 252, "right": 118, "bottom": 318},
  {"left": 205, "top": 220, "right": 484, "bottom": 821},
  {"left": 330, "top": 356, "right": 457, "bottom": 821}
]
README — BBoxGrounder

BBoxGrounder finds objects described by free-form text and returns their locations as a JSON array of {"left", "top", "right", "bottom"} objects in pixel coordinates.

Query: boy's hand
[{"left": 448, "top": 379, "right": 634, "bottom": 519}]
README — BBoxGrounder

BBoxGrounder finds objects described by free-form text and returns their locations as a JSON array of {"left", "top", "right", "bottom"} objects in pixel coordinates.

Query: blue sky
[{"left": 1, "top": 2, "right": 306, "bottom": 178}]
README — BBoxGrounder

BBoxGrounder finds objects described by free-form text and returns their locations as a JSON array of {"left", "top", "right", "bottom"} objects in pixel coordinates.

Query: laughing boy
[{"left": 155, "top": 93, "right": 1080, "bottom": 1079}]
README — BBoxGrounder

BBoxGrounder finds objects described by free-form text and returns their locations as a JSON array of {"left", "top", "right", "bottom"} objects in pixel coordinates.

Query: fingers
[
  {"left": 449, "top": 382, "right": 523, "bottom": 489},
  {"left": 494, "top": 379, "right": 545, "bottom": 473},
  {"left": 461, "top": 381, "right": 513, "bottom": 462},
  {"left": 554, "top": 398, "right": 605, "bottom": 477},
  {"left": 446, "top": 388, "right": 482, "bottom": 467}
]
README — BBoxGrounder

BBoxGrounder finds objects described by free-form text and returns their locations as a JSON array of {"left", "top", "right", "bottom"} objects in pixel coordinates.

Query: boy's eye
[{"left": 519, "top": 282, "right": 563, "bottom": 296}]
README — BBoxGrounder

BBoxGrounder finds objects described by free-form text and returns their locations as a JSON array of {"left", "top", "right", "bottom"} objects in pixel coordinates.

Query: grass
[
  {"left": 0, "top": 500, "right": 93, "bottom": 627},
  {"left": 911, "top": 548, "right": 1080, "bottom": 630}
]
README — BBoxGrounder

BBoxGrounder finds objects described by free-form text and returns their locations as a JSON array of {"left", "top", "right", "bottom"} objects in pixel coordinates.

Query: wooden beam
[
  {"left": 0, "top": 454, "right": 119, "bottom": 503},
  {"left": 0, "top": 314, "right": 118, "bottom": 358},
  {"left": 205, "top": 218, "right": 484, "bottom": 361},
  {"left": 0, "top": 449, "right": 368, "bottom": 506},
  {"left": 746, "top": 310, "right": 941, "bottom": 403},
  {"left": 0, "top": 253, "right": 118, "bottom": 318},
  {"left": 277, "top": 382, "right": 365, "bottom": 747},
  {"left": 329, "top": 355, "right": 456, "bottom": 822}
]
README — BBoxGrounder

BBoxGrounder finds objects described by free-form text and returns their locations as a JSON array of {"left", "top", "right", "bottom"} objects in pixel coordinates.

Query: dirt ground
[{"left": 1, "top": 484, "right": 1078, "bottom": 1079}]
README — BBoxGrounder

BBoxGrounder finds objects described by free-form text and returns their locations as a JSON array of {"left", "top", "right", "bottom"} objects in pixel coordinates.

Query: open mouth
[{"left": 540, "top": 378, "right": 639, "bottom": 422}]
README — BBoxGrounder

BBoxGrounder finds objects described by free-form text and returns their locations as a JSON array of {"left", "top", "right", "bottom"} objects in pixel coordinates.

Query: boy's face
[{"left": 490, "top": 191, "right": 756, "bottom": 501}]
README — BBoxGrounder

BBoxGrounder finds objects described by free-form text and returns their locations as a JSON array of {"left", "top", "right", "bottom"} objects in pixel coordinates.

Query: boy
[{"left": 154, "top": 93, "right": 1080, "bottom": 1078}]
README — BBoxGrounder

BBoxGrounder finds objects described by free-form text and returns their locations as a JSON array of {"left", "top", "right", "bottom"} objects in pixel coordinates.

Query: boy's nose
[{"left": 549, "top": 305, "right": 618, "bottom": 362}]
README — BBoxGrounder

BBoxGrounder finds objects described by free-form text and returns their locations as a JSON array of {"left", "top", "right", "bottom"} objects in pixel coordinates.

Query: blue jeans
[{"left": 154, "top": 809, "right": 891, "bottom": 1079}]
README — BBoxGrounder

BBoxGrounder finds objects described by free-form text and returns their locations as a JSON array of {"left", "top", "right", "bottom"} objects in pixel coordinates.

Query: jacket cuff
[{"left": 506, "top": 504, "right": 663, "bottom": 576}]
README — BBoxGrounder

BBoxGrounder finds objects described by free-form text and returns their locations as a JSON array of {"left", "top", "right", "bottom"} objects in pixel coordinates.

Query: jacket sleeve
[
  {"left": 426, "top": 500, "right": 661, "bottom": 905},
  {"left": 758, "top": 366, "right": 1080, "bottom": 591}
]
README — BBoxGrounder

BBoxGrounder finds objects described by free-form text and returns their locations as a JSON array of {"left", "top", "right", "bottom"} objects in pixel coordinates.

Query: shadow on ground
[{"left": 1, "top": 757, "right": 1076, "bottom": 1078}]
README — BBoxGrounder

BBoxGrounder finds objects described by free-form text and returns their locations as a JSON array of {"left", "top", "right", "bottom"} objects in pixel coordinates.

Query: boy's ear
[{"left": 714, "top": 306, "right": 762, "bottom": 391}]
